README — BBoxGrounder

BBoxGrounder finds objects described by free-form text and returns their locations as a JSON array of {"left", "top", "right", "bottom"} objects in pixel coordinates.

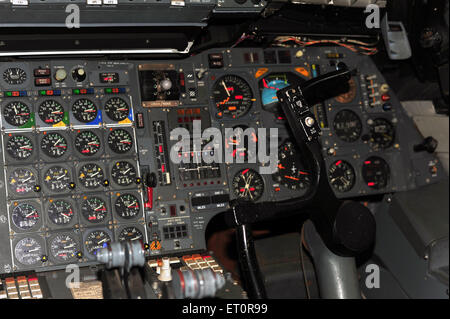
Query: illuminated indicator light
[
  {"left": 381, "top": 94, "right": 390, "bottom": 101},
  {"left": 367, "top": 182, "right": 375, "bottom": 186},
  {"left": 364, "top": 161, "right": 371, "bottom": 165},
  {"left": 235, "top": 95, "right": 243, "bottom": 100},
  {"left": 112, "top": 88, "right": 119, "bottom": 93},
  {"left": 105, "top": 88, "right": 112, "bottom": 94},
  {"left": 161, "top": 165, "right": 166, "bottom": 173},
  {"left": 80, "top": 89, "right": 87, "bottom": 94},
  {"left": 335, "top": 160, "right": 342, "bottom": 166},
  {"left": 274, "top": 187, "right": 280, "bottom": 192},
  {"left": 255, "top": 68, "right": 268, "bottom": 78},
  {"left": 12, "top": 91, "right": 20, "bottom": 97},
  {"left": 73, "top": 89, "right": 80, "bottom": 94},
  {"left": 46, "top": 90, "right": 53, "bottom": 95},
  {"left": 159, "top": 145, "right": 163, "bottom": 153}
]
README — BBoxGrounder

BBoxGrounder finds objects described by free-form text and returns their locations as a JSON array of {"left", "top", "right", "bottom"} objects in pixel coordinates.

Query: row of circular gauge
[
  {"left": 13, "top": 227, "right": 143, "bottom": 266},
  {"left": 7, "top": 161, "right": 139, "bottom": 196},
  {"left": 211, "top": 72, "right": 357, "bottom": 119},
  {"left": 4, "top": 128, "right": 134, "bottom": 161},
  {"left": 333, "top": 109, "right": 395, "bottom": 149},
  {"left": 2, "top": 97, "right": 130, "bottom": 127},
  {"left": 230, "top": 141, "right": 390, "bottom": 202},
  {"left": 10, "top": 193, "right": 142, "bottom": 232}
]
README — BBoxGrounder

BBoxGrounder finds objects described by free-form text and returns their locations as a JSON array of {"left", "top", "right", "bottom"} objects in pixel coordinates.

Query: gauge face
[
  {"left": 78, "top": 163, "right": 104, "bottom": 189},
  {"left": 213, "top": 75, "right": 253, "bottom": 118},
  {"left": 232, "top": 168, "right": 264, "bottom": 202},
  {"left": 107, "top": 129, "right": 133, "bottom": 154},
  {"left": 12, "top": 203, "right": 40, "bottom": 230},
  {"left": 75, "top": 131, "right": 101, "bottom": 156},
  {"left": 9, "top": 168, "right": 37, "bottom": 194},
  {"left": 85, "top": 230, "right": 111, "bottom": 256},
  {"left": 333, "top": 109, "right": 362, "bottom": 143},
  {"left": 118, "top": 226, "right": 144, "bottom": 242},
  {"left": 50, "top": 234, "right": 79, "bottom": 262},
  {"left": 111, "top": 161, "right": 137, "bottom": 186},
  {"left": 41, "top": 132, "right": 68, "bottom": 158},
  {"left": 335, "top": 78, "right": 357, "bottom": 104},
  {"left": 72, "top": 98, "right": 98, "bottom": 123},
  {"left": 44, "top": 166, "right": 71, "bottom": 192},
  {"left": 3, "top": 101, "right": 31, "bottom": 127},
  {"left": 369, "top": 118, "right": 395, "bottom": 150},
  {"left": 104, "top": 97, "right": 130, "bottom": 121},
  {"left": 362, "top": 156, "right": 390, "bottom": 190},
  {"left": 6, "top": 135, "right": 33, "bottom": 160},
  {"left": 38, "top": 100, "right": 64, "bottom": 125},
  {"left": 48, "top": 200, "right": 75, "bottom": 226},
  {"left": 14, "top": 237, "right": 43, "bottom": 266},
  {"left": 259, "top": 72, "right": 304, "bottom": 112},
  {"left": 81, "top": 197, "right": 108, "bottom": 223},
  {"left": 224, "top": 125, "right": 258, "bottom": 162},
  {"left": 272, "top": 141, "right": 311, "bottom": 191},
  {"left": 115, "top": 194, "right": 140, "bottom": 219},
  {"left": 328, "top": 160, "right": 356, "bottom": 193},
  {"left": 3, "top": 67, "right": 27, "bottom": 85}
]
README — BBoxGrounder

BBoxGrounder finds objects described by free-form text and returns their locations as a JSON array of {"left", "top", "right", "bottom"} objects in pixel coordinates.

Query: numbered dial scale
[
  {"left": 212, "top": 75, "right": 253, "bottom": 118},
  {"left": 232, "top": 168, "right": 264, "bottom": 202},
  {"left": 6, "top": 135, "right": 34, "bottom": 160},
  {"left": 272, "top": 141, "right": 311, "bottom": 191}
]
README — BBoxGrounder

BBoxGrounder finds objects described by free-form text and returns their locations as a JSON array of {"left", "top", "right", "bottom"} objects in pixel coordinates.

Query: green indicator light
[
  {"left": 105, "top": 88, "right": 112, "bottom": 94},
  {"left": 6, "top": 92, "right": 12, "bottom": 97},
  {"left": 73, "top": 89, "right": 80, "bottom": 95},
  {"left": 40, "top": 90, "right": 46, "bottom": 96}
]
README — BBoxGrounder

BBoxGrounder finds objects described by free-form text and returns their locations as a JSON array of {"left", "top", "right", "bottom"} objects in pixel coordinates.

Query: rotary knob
[{"left": 72, "top": 67, "right": 87, "bottom": 82}]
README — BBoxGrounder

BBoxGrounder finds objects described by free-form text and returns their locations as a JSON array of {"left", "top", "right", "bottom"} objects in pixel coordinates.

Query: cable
[{"left": 272, "top": 36, "right": 379, "bottom": 56}]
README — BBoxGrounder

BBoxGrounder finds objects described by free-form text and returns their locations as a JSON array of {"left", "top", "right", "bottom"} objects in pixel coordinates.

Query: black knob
[
  {"left": 144, "top": 172, "right": 157, "bottom": 188},
  {"left": 72, "top": 68, "right": 86, "bottom": 82},
  {"left": 332, "top": 201, "right": 376, "bottom": 256},
  {"left": 414, "top": 136, "right": 438, "bottom": 153}
]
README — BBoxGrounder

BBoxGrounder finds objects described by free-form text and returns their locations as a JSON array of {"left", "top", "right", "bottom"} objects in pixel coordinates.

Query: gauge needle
[
  {"left": 221, "top": 81, "right": 230, "bottom": 97},
  {"left": 90, "top": 171, "right": 99, "bottom": 178},
  {"left": 64, "top": 244, "right": 75, "bottom": 249},
  {"left": 94, "top": 205, "right": 106, "bottom": 211},
  {"left": 56, "top": 173, "right": 66, "bottom": 180},
  {"left": 98, "top": 238, "right": 108, "bottom": 244},
  {"left": 122, "top": 168, "right": 131, "bottom": 174}
]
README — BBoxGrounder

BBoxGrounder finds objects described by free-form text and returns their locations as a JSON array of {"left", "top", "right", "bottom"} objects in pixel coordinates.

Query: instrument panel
[{"left": 0, "top": 47, "right": 444, "bottom": 275}]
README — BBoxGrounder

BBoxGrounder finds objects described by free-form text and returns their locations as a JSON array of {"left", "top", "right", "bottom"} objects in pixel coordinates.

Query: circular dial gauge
[
  {"left": 328, "top": 160, "right": 356, "bottom": 193},
  {"left": 12, "top": 203, "right": 40, "bottom": 230},
  {"left": 259, "top": 72, "right": 304, "bottom": 112},
  {"left": 272, "top": 141, "right": 311, "bottom": 191},
  {"left": 115, "top": 194, "right": 140, "bottom": 219},
  {"left": 3, "top": 101, "right": 31, "bottom": 127},
  {"left": 104, "top": 97, "right": 130, "bottom": 121},
  {"left": 111, "top": 161, "right": 137, "bottom": 186},
  {"left": 333, "top": 109, "right": 362, "bottom": 142},
  {"left": 81, "top": 197, "right": 108, "bottom": 223},
  {"left": 3, "top": 67, "right": 27, "bottom": 85},
  {"left": 48, "top": 200, "right": 75, "bottom": 226},
  {"left": 75, "top": 131, "right": 101, "bottom": 156},
  {"left": 43, "top": 166, "right": 71, "bottom": 192},
  {"left": 50, "top": 234, "right": 79, "bottom": 262},
  {"left": 6, "top": 135, "right": 33, "bottom": 160},
  {"left": 118, "top": 226, "right": 143, "bottom": 243},
  {"left": 78, "top": 163, "right": 104, "bottom": 189},
  {"left": 85, "top": 230, "right": 111, "bottom": 256},
  {"left": 72, "top": 99, "right": 98, "bottom": 123},
  {"left": 38, "top": 100, "right": 64, "bottom": 124},
  {"left": 212, "top": 75, "right": 253, "bottom": 118},
  {"left": 335, "top": 78, "right": 357, "bottom": 104},
  {"left": 368, "top": 118, "right": 395, "bottom": 150},
  {"left": 9, "top": 168, "right": 37, "bottom": 194},
  {"left": 41, "top": 132, "right": 68, "bottom": 158},
  {"left": 107, "top": 129, "right": 133, "bottom": 154},
  {"left": 232, "top": 168, "right": 264, "bottom": 202},
  {"left": 224, "top": 125, "right": 258, "bottom": 162},
  {"left": 362, "top": 156, "right": 390, "bottom": 190},
  {"left": 15, "top": 237, "right": 43, "bottom": 265}
]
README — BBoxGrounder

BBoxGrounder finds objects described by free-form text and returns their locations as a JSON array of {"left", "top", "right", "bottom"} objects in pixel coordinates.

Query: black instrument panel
[{"left": 0, "top": 47, "right": 443, "bottom": 275}]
